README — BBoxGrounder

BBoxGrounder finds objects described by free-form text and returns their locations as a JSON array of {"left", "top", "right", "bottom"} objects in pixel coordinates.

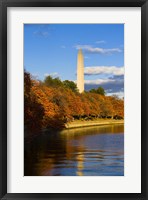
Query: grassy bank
[{"left": 65, "top": 119, "right": 124, "bottom": 129}]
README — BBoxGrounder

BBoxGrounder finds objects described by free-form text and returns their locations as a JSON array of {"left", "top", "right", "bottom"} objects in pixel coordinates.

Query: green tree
[
  {"left": 89, "top": 87, "right": 105, "bottom": 96},
  {"left": 63, "top": 80, "right": 78, "bottom": 92},
  {"left": 44, "top": 75, "right": 63, "bottom": 87}
]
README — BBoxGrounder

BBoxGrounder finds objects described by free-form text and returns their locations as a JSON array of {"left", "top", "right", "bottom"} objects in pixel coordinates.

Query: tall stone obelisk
[{"left": 77, "top": 49, "right": 84, "bottom": 93}]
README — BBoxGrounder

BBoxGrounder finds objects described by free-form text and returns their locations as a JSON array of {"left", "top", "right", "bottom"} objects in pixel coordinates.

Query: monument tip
[{"left": 78, "top": 48, "right": 83, "bottom": 54}]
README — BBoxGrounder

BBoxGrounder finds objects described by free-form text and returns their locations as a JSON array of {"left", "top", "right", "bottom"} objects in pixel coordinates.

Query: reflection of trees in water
[
  {"left": 25, "top": 131, "right": 87, "bottom": 176},
  {"left": 25, "top": 132, "right": 86, "bottom": 175},
  {"left": 24, "top": 125, "right": 124, "bottom": 176},
  {"left": 25, "top": 133, "right": 67, "bottom": 176}
]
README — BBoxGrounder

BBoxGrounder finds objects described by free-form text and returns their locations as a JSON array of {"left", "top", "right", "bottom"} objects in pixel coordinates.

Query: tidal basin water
[{"left": 24, "top": 124, "right": 124, "bottom": 176}]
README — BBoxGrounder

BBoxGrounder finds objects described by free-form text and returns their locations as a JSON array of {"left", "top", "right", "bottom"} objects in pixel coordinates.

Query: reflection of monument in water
[{"left": 77, "top": 49, "right": 84, "bottom": 93}]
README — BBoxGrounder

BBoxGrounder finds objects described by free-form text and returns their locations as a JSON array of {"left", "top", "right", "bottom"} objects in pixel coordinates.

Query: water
[{"left": 24, "top": 124, "right": 124, "bottom": 176}]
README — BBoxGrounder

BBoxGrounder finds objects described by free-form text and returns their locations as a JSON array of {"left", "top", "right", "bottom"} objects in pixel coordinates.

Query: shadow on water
[{"left": 24, "top": 124, "right": 124, "bottom": 176}]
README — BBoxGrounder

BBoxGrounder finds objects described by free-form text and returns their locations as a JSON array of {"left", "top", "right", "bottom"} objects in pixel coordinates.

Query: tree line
[{"left": 24, "top": 71, "right": 124, "bottom": 134}]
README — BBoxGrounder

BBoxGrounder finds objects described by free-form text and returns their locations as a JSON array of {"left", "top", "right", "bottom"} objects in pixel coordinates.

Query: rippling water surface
[{"left": 24, "top": 124, "right": 124, "bottom": 176}]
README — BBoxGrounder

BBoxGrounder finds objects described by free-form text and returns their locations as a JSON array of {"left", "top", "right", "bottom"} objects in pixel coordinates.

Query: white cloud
[
  {"left": 34, "top": 31, "right": 49, "bottom": 38},
  {"left": 84, "top": 66, "right": 124, "bottom": 76},
  {"left": 75, "top": 45, "right": 122, "bottom": 54},
  {"left": 32, "top": 73, "right": 39, "bottom": 79},
  {"left": 84, "top": 79, "right": 116, "bottom": 85},
  {"left": 96, "top": 40, "right": 106, "bottom": 44},
  {"left": 44, "top": 73, "right": 50, "bottom": 77},
  {"left": 106, "top": 91, "right": 124, "bottom": 99},
  {"left": 33, "top": 25, "right": 52, "bottom": 38}
]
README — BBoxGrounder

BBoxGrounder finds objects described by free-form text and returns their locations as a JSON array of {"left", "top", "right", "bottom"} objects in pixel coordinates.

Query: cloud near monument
[
  {"left": 84, "top": 66, "right": 124, "bottom": 76},
  {"left": 84, "top": 79, "right": 116, "bottom": 85},
  {"left": 75, "top": 45, "right": 122, "bottom": 54},
  {"left": 85, "top": 74, "right": 124, "bottom": 98}
]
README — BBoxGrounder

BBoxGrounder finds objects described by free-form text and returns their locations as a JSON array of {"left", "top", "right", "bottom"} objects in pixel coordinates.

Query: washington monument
[{"left": 77, "top": 49, "right": 84, "bottom": 93}]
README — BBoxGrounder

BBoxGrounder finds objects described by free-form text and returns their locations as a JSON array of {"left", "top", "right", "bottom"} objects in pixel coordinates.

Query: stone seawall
[{"left": 65, "top": 119, "right": 124, "bottom": 129}]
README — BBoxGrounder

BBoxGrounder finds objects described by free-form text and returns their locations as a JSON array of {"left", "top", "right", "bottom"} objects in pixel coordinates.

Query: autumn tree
[
  {"left": 24, "top": 71, "right": 44, "bottom": 134},
  {"left": 25, "top": 71, "right": 124, "bottom": 135},
  {"left": 110, "top": 96, "right": 124, "bottom": 119}
]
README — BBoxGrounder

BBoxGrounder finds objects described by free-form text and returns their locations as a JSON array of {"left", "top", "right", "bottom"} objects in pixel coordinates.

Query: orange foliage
[{"left": 24, "top": 71, "right": 124, "bottom": 134}]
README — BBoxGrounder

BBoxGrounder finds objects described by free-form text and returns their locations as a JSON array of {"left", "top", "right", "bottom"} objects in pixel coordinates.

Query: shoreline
[
  {"left": 25, "top": 119, "right": 124, "bottom": 141},
  {"left": 65, "top": 119, "right": 124, "bottom": 129}
]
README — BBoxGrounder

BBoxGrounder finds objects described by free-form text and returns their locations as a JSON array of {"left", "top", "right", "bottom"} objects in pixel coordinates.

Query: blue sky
[{"left": 24, "top": 24, "right": 124, "bottom": 97}]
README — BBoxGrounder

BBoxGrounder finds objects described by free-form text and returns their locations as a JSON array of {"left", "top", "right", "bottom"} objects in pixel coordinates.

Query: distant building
[{"left": 77, "top": 49, "right": 84, "bottom": 93}]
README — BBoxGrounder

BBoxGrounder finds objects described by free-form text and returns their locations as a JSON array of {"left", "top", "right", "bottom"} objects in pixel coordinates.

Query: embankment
[{"left": 65, "top": 119, "right": 124, "bottom": 129}]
